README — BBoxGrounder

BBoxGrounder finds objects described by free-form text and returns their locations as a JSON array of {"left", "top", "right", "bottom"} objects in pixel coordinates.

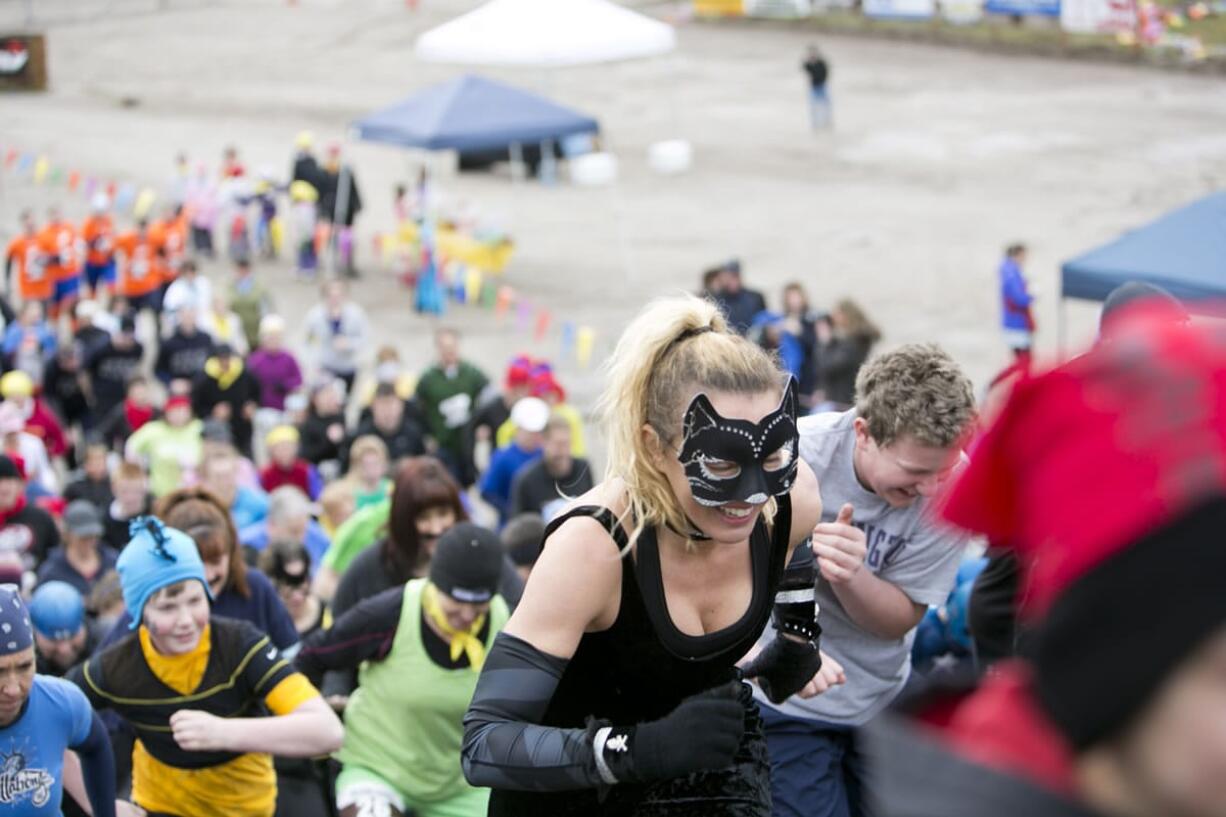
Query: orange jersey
[
  {"left": 113, "top": 231, "right": 166, "bottom": 297},
  {"left": 148, "top": 215, "right": 188, "bottom": 279},
  {"left": 38, "top": 222, "right": 83, "bottom": 283},
  {"left": 81, "top": 214, "right": 116, "bottom": 267},
  {"left": 5, "top": 234, "right": 53, "bottom": 302}
]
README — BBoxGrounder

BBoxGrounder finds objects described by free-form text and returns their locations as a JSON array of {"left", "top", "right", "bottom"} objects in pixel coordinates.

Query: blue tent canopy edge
[
  {"left": 351, "top": 74, "right": 600, "bottom": 153},
  {"left": 1061, "top": 191, "right": 1226, "bottom": 303}
]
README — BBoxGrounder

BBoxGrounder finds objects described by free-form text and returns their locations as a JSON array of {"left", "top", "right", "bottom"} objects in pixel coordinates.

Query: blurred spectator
[
  {"left": 241, "top": 486, "right": 330, "bottom": 571},
  {"left": 161, "top": 258, "right": 213, "bottom": 329},
  {"left": 199, "top": 448, "right": 268, "bottom": 531},
  {"left": 344, "top": 435, "right": 391, "bottom": 511},
  {"left": 501, "top": 512, "right": 545, "bottom": 583},
  {"left": 510, "top": 414, "right": 592, "bottom": 520},
  {"left": 469, "top": 355, "right": 534, "bottom": 470},
  {"left": 228, "top": 257, "right": 273, "bottom": 350},
  {"left": 96, "top": 374, "right": 158, "bottom": 452},
  {"left": 100, "top": 461, "right": 153, "bottom": 551},
  {"left": 204, "top": 291, "right": 249, "bottom": 355},
  {"left": 192, "top": 342, "right": 260, "bottom": 457},
  {"left": 42, "top": 343, "right": 89, "bottom": 437},
  {"left": 186, "top": 164, "right": 219, "bottom": 258},
  {"left": 72, "top": 299, "right": 111, "bottom": 362},
  {"left": 802, "top": 44, "right": 832, "bottom": 130},
  {"left": 480, "top": 397, "right": 548, "bottom": 526},
  {"left": 36, "top": 500, "right": 118, "bottom": 598},
  {"left": 63, "top": 442, "right": 114, "bottom": 511},
  {"left": 0, "top": 454, "right": 59, "bottom": 581},
  {"left": 318, "top": 479, "right": 356, "bottom": 539},
  {"left": 355, "top": 345, "right": 416, "bottom": 410},
  {"left": 85, "top": 570, "right": 125, "bottom": 641},
  {"left": 708, "top": 260, "right": 766, "bottom": 335},
  {"left": 291, "top": 131, "right": 325, "bottom": 191},
  {"left": 247, "top": 315, "right": 303, "bottom": 412},
  {"left": 125, "top": 395, "right": 203, "bottom": 497},
  {"left": 3, "top": 300, "right": 56, "bottom": 382},
  {"left": 199, "top": 419, "right": 261, "bottom": 491},
  {"left": 154, "top": 305, "right": 213, "bottom": 389},
  {"left": 999, "top": 242, "right": 1035, "bottom": 368},
  {"left": 304, "top": 280, "right": 368, "bottom": 396},
  {"left": 298, "top": 377, "right": 347, "bottom": 468},
  {"left": 261, "top": 426, "right": 321, "bottom": 500},
  {"left": 814, "top": 298, "right": 881, "bottom": 411},
  {"left": 416, "top": 327, "right": 489, "bottom": 485},
  {"left": 85, "top": 314, "right": 143, "bottom": 420},
  {"left": 1, "top": 370, "right": 67, "bottom": 461},
  {"left": 0, "top": 401, "right": 56, "bottom": 495},
  {"left": 527, "top": 366, "right": 587, "bottom": 458},
  {"left": 344, "top": 383, "right": 427, "bottom": 469},
  {"left": 260, "top": 538, "right": 324, "bottom": 638},
  {"left": 29, "top": 581, "right": 94, "bottom": 677},
  {"left": 781, "top": 282, "right": 820, "bottom": 407},
  {"left": 319, "top": 144, "right": 363, "bottom": 278}
]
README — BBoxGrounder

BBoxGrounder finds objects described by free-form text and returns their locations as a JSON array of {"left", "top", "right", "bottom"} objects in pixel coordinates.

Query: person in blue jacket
[
  {"left": 998, "top": 243, "right": 1035, "bottom": 367},
  {"left": 0, "top": 584, "right": 125, "bottom": 817}
]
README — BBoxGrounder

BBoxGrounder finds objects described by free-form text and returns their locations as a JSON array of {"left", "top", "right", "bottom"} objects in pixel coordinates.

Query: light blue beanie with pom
[{"left": 117, "top": 516, "right": 213, "bottom": 629}]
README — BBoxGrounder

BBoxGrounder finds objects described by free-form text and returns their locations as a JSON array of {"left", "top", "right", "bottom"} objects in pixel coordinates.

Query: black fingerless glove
[
  {"left": 742, "top": 541, "right": 824, "bottom": 703},
  {"left": 591, "top": 681, "right": 746, "bottom": 785},
  {"left": 741, "top": 634, "right": 822, "bottom": 703}
]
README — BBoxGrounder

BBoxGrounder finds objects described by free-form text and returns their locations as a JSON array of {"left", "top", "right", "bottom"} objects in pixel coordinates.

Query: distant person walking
[
  {"left": 803, "top": 45, "right": 832, "bottom": 131},
  {"left": 998, "top": 242, "right": 1035, "bottom": 368}
]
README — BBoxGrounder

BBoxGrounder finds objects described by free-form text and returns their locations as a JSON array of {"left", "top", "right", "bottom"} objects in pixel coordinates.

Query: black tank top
[{"left": 540, "top": 495, "right": 792, "bottom": 727}]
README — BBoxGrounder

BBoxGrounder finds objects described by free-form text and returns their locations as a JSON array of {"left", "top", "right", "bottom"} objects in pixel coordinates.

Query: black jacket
[
  {"left": 298, "top": 411, "right": 347, "bottom": 465},
  {"left": 154, "top": 330, "right": 213, "bottom": 385},
  {"left": 342, "top": 416, "right": 427, "bottom": 470},
  {"left": 816, "top": 334, "right": 874, "bottom": 408},
  {"left": 192, "top": 367, "right": 261, "bottom": 456},
  {"left": 318, "top": 167, "right": 363, "bottom": 227},
  {"left": 86, "top": 341, "right": 144, "bottom": 419}
]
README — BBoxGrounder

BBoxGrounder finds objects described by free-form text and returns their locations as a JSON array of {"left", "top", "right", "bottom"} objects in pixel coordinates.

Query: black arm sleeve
[
  {"left": 295, "top": 585, "right": 404, "bottom": 686},
  {"left": 741, "top": 541, "right": 823, "bottom": 704},
  {"left": 69, "top": 712, "right": 117, "bottom": 817},
  {"left": 461, "top": 632, "right": 604, "bottom": 791}
]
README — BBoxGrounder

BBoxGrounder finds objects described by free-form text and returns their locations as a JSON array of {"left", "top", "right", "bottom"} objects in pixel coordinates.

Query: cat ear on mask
[
  {"left": 681, "top": 393, "right": 720, "bottom": 441},
  {"left": 779, "top": 377, "right": 799, "bottom": 418}
]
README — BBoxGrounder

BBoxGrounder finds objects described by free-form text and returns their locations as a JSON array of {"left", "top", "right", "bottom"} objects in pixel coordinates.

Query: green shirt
[
  {"left": 320, "top": 498, "right": 389, "bottom": 575},
  {"left": 415, "top": 362, "right": 489, "bottom": 456},
  {"left": 125, "top": 419, "right": 204, "bottom": 497},
  {"left": 340, "top": 578, "right": 508, "bottom": 804}
]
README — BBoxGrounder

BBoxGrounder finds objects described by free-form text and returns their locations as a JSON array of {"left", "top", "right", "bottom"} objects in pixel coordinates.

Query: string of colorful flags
[
  {"left": 3, "top": 142, "right": 603, "bottom": 368},
  {"left": 373, "top": 230, "right": 601, "bottom": 368},
  {"left": 2, "top": 146, "right": 163, "bottom": 220}
]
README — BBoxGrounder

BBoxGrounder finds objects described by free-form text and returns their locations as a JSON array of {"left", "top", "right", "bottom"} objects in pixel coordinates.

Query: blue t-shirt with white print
[{"left": 0, "top": 675, "right": 93, "bottom": 815}]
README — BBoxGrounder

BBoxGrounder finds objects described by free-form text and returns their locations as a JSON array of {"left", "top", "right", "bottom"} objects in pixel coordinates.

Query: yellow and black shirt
[{"left": 69, "top": 617, "right": 318, "bottom": 817}]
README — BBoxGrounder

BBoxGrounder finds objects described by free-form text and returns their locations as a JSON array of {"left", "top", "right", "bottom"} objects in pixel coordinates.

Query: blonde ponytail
[{"left": 597, "top": 294, "right": 785, "bottom": 548}]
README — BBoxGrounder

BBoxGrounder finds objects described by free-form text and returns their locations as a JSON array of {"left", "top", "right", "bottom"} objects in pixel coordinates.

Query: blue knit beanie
[{"left": 117, "top": 517, "right": 212, "bottom": 629}]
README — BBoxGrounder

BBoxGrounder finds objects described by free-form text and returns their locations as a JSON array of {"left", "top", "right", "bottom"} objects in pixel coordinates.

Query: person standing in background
[
  {"left": 802, "top": 45, "right": 832, "bottom": 131},
  {"left": 416, "top": 328, "right": 490, "bottom": 487},
  {"left": 999, "top": 243, "right": 1035, "bottom": 369},
  {"left": 304, "top": 280, "right": 368, "bottom": 399},
  {"left": 319, "top": 144, "right": 363, "bottom": 278}
]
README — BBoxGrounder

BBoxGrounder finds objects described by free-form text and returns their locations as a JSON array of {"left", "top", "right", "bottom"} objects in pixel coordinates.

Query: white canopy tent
[{"left": 414, "top": 0, "right": 676, "bottom": 66}]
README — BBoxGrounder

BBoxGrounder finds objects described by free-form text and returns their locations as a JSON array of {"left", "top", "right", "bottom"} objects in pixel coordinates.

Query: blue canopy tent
[
  {"left": 351, "top": 74, "right": 600, "bottom": 154},
  {"left": 1058, "top": 191, "right": 1226, "bottom": 343}
]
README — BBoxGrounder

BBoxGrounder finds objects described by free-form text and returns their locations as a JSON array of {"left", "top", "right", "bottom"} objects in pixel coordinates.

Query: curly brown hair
[{"left": 854, "top": 343, "right": 976, "bottom": 449}]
